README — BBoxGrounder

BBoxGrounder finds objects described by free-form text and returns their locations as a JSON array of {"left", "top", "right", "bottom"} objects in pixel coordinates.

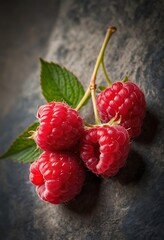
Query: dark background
[{"left": 0, "top": 0, "right": 164, "bottom": 239}]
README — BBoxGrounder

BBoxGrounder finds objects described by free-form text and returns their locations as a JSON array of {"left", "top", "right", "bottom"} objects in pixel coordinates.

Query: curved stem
[
  {"left": 101, "top": 58, "right": 112, "bottom": 86},
  {"left": 90, "top": 26, "right": 117, "bottom": 86},
  {"left": 90, "top": 84, "right": 101, "bottom": 124},
  {"left": 75, "top": 26, "right": 117, "bottom": 111},
  {"left": 75, "top": 87, "right": 90, "bottom": 111},
  {"left": 84, "top": 120, "right": 94, "bottom": 128},
  {"left": 122, "top": 75, "right": 129, "bottom": 82}
]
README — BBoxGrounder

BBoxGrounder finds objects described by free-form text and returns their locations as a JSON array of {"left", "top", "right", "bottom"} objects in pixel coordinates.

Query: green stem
[
  {"left": 101, "top": 58, "right": 112, "bottom": 86},
  {"left": 75, "top": 26, "right": 117, "bottom": 111},
  {"left": 75, "top": 87, "right": 90, "bottom": 111},
  {"left": 90, "top": 26, "right": 117, "bottom": 86},
  {"left": 122, "top": 75, "right": 129, "bottom": 82},
  {"left": 84, "top": 120, "right": 94, "bottom": 128},
  {"left": 90, "top": 87, "right": 101, "bottom": 124}
]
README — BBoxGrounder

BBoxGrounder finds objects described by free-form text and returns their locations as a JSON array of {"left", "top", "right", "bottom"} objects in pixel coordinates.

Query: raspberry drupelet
[
  {"left": 29, "top": 151, "right": 86, "bottom": 204},
  {"left": 80, "top": 125, "right": 130, "bottom": 178},
  {"left": 96, "top": 81, "right": 146, "bottom": 138},
  {"left": 35, "top": 102, "right": 84, "bottom": 152}
]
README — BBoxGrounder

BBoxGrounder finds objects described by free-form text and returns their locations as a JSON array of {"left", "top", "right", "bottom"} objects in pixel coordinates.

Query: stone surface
[{"left": 0, "top": 0, "right": 164, "bottom": 239}]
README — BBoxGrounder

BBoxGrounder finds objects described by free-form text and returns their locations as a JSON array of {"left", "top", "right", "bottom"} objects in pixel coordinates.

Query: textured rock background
[{"left": 0, "top": 0, "right": 164, "bottom": 239}]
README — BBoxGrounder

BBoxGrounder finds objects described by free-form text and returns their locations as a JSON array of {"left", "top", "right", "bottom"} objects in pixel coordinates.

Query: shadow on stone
[
  {"left": 63, "top": 171, "right": 102, "bottom": 215},
  {"left": 114, "top": 149, "right": 146, "bottom": 185},
  {"left": 136, "top": 109, "right": 159, "bottom": 144}
]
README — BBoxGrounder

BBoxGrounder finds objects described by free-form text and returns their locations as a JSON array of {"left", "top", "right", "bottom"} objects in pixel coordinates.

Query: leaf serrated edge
[
  {"left": 0, "top": 122, "right": 39, "bottom": 160},
  {"left": 10, "top": 146, "right": 42, "bottom": 164},
  {"left": 40, "top": 58, "right": 86, "bottom": 107}
]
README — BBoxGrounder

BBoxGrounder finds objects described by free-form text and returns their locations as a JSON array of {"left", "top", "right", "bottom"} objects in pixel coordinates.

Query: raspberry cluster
[
  {"left": 30, "top": 78, "right": 146, "bottom": 205},
  {"left": 29, "top": 26, "right": 146, "bottom": 205},
  {"left": 29, "top": 100, "right": 132, "bottom": 204},
  {"left": 30, "top": 102, "right": 86, "bottom": 204}
]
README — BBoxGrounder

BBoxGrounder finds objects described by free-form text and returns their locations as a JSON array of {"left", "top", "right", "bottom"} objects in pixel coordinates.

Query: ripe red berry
[
  {"left": 35, "top": 102, "right": 84, "bottom": 152},
  {"left": 96, "top": 81, "right": 146, "bottom": 138},
  {"left": 80, "top": 125, "right": 130, "bottom": 178},
  {"left": 29, "top": 151, "right": 86, "bottom": 204}
]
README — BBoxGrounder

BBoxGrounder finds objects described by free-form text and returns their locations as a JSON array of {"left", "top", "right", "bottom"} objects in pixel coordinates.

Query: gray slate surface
[{"left": 0, "top": 0, "right": 164, "bottom": 239}]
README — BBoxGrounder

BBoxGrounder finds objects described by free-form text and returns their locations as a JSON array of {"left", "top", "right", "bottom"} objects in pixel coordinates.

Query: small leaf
[
  {"left": 0, "top": 122, "right": 42, "bottom": 163},
  {"left": 40, "top": 59, "right": 86, "bottom": 108},
  {"left": 98, "top": 85, "right": 106, "bottom": 91},
  {"left": 122, "top": 75, "right": 129, "bottom": 83}
]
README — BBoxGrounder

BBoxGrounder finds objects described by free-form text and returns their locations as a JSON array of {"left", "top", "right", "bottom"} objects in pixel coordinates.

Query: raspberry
[
  {"left": 29, "top": 151, "right": 85, "bottom": 204},
  {"left": 80, "top": 125, "right": 130, "bottom": 178},
  {"left": 96, "top": 81, "right": 146, "bottom": 137},
  {"left": 35, "top": 102, "right": 84, "bottom": 152}
]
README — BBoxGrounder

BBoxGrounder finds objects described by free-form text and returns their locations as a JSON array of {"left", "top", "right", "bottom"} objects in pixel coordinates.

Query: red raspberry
[
  {"left": 35, "top": 102, "right": 84, "bottom": 152},
  {"left": 96, "top": 81, "right": 146, "bottom": 137},
  {"left": 80, "top": 125, "right": 130, "bottom": 178},
  {"left": 29, "top": 151, "right": 85, "bottom": 204}
]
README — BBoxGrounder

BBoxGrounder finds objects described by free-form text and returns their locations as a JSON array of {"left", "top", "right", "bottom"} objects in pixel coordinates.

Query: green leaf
[
  {"left": 40, "top": 59, "right": 86, "bottom": 108},
  {"left": 98, "top": 85, "right": 106, "bottom": 91},
  {"left": 122, "top": 75, "right": 129, "bottom": 83},
  {"left": 0, "top": 122, "right": 42, "bottom": 163}
]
